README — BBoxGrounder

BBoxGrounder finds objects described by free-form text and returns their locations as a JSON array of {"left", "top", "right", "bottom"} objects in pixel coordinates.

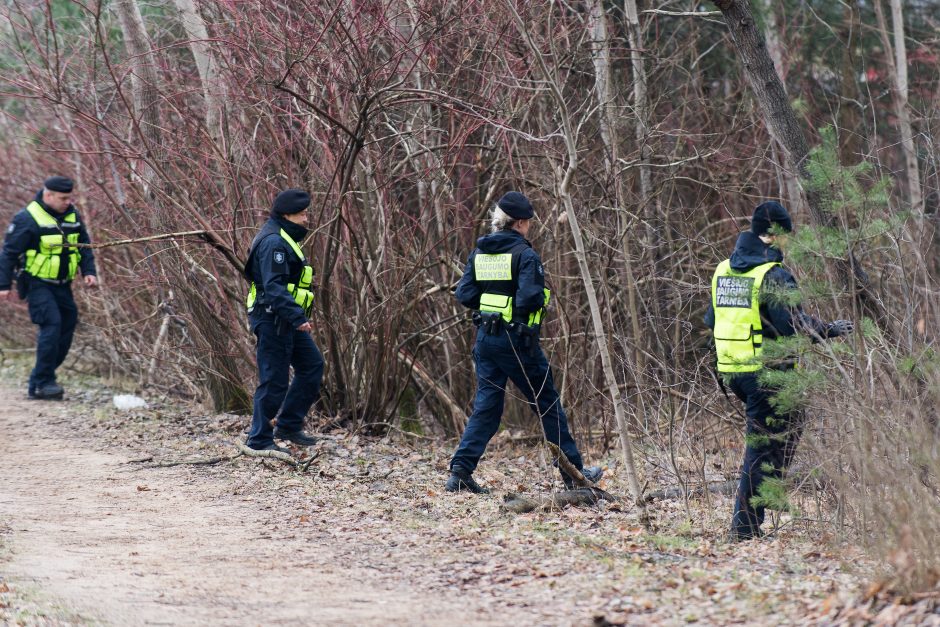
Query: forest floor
[{"left": 0, "top": 355, "right": 915, "bottom": 626}]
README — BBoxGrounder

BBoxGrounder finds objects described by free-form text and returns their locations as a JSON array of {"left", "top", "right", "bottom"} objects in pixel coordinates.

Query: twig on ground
[
  {"left": 502, "top": 488, "right": 618, "bottom": 514},
  {"left": 546, "top": 442, "right": 591, "bottom": 487},
  {"left": 144, "top": 453, "right": 243, "bottom": 468},
  {"left": 499, "top": 442, "right": 620, "bottom": 514},
  {"left": 236, "top": 441, "right": 319, "bottom": 472},
  {"left": 643, "top": 480, "right": 737, "bottom": 502}
]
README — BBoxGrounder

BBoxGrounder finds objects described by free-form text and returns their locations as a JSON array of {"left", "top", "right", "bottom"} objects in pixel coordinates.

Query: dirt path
[
  {"left": 0, "top": 386, "right": 522, "bottom": 626},
  {"left": 0, "top": 372, "right": 870, "bottom": 626}
]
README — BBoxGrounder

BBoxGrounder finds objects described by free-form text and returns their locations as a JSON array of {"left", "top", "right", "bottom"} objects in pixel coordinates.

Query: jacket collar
[{"left": 271, "top": 215, "right": 309, "bottom": 242}]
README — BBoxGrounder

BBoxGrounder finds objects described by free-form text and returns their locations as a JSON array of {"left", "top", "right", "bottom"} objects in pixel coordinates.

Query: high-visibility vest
[
  {"left": 710, "top": 259, "right": 780, "bottom": 373},
  {"left": 23, "top": 201, "right": 81, "bottom": 281},
  {"left": 473, "top": 248, "right": 549, "bottom": 326},
  {"left": 246, "top": 228, "right": 314, "bottom": 314}
]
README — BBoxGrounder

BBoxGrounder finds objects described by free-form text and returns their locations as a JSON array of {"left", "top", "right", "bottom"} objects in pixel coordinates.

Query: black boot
[
  {"left": 273, "top": 427, "right": 319, "bottom": 447},
  {"left": 445, "top": 468, "right": 489, "bottom": 494},
  {"left": 248, "top": 441, "right": 290, "bottom": 454},
  {"left": 561, "top": 465, "right": 603, "bottom": 489},
  {"left": 30, "top": 383, "right": 64, "bottom": 400}
]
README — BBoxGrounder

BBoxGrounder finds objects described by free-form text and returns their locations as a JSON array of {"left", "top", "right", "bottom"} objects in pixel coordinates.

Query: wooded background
[{"left": 1, "top": 0, "right": 938, "bottom": 578}]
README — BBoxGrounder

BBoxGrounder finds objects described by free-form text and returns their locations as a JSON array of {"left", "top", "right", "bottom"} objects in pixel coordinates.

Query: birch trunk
[
  {"left": 586, "top": 0, "right": 646, "bottom": 376},
  {"left": 874, "top": 0, "right": 923, "bottom": 215},
  {"left": 173, "top": 0, "right": 225, "bottom": 145},
  {"left": 112, "top": 0, "right": 163, "bottom": 229}
]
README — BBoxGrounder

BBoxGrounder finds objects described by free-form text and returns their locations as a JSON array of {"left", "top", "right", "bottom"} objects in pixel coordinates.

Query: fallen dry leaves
[{"left": 0, "top": 370, "right": 908, "bottom": 626}]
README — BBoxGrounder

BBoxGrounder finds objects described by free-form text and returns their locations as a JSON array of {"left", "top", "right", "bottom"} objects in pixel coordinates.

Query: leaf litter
[{"left": 0, "top": 376, "right": 911, "bottom": 626}]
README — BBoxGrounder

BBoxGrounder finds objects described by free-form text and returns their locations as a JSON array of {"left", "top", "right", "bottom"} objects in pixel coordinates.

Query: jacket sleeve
[
  {"left": 0, "top": 212, "right": 35, "bottom": 290},
  {"left": 704, "top": 303, "right": 715, "bottom": 329},
  {"left": 255, "top": 235, "right": 307, "bottom": 329},
  {"left": 76, "top": 212, "right": 97, "bottom": 277},
  {"left": 760, "top": 266, "right": 828, "bottom": 340},
  {"left": 514, "top": 249, "right": 546, "bottom": 316},
  {"left": 454, "top": 251, "right": 481, "bottom": 309}
]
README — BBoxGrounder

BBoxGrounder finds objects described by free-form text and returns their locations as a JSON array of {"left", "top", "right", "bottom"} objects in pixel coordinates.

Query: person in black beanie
[
  {"left": 0, "top": 176, "right": 98, "bottom": 400},
  {"left": 445, "top": 191, "right": 603, "bottom": 493},
  {"left": 705, "top": 200, "right": 854, "bottom": 541},
  {"left": 243, "top": 189, "right": 324, "bottom": 451}
]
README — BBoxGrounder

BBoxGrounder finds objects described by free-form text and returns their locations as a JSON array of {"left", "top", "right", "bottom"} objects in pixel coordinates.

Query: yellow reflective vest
[
  {"left": 710, "top": 259, "right": 780, "bottom": 373},
  {"left": 473, "top": 251, "right": 549, "bottom": 326},
  {"left": 246, "top": 228, "right": 314, "bottom": 314},
  {"left": 23, "top": 201, "right": 81, "bottom": 281}
]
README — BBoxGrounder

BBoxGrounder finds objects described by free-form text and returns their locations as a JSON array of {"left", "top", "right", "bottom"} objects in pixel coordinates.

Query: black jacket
[
  {"left": 704, "top": 231, "right": 828, "bottom": 340},
  {"left": 0, "top": 191, "right": 96, "bottom": 289},
  {"left": 244, "top": 216, "right": 310, "bottom": 330},
  {"left": 455, "top": 229, "right": 545, "bottom": 322}
]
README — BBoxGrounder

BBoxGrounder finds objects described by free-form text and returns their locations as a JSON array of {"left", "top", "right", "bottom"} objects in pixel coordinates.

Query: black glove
[{"left": 827, "top": 319, "right": 855, "bottom": 338}]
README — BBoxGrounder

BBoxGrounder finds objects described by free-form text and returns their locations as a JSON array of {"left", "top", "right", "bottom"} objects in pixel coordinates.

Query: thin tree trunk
[
  {"left": 112, "top": 0, "right": 163, "bottom": 208},
  {"left": 173, "top": 0, "right": 226, "bottom": 145},
  {"left": 586, "top": 0, "right": 646, "bottom": 377},
  {"left": 623, "top": 0, "right": 656, "bottom": 266},
  {"left": 874, "top": 0, "right": 923, "bottom": 215},
  {"left": 758, "top": 0, "right": 803, "bottom": 212},
  {"left": 507, "top": 1, "right": 649, "bottom": 524},
  {"left": 836, "top": 2, "right": 864, "bottom": 166}
]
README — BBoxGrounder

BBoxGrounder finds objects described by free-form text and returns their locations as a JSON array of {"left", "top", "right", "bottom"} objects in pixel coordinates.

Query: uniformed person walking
[
  {"left": 243, "top": 189, "right": 324, "bottom": 452},
  {"left": 0, "top": 177, "right": 97, "bottom": 400},
  {"left": 705, "top": 201, "right": 854, "bottom": 541},
  {"left": 446, "top": 191, "right": 603, "bottom": 493}
]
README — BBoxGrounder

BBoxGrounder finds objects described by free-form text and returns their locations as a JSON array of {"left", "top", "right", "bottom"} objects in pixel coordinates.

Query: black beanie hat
[
  {"left": 497, "top": 191, "right": 534, "bottom": 220},
  {"left": 271, "top": 188, "right": 310, "bottom": 215},
  {"left": 751, "top": 201, "right": 792, "bottom": 236},
  {"left": 44, "top": 176, "right": 74, "bottom": 193}
]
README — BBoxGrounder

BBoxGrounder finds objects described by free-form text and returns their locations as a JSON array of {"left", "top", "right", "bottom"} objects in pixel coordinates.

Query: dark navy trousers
[
  {"left": 728, "top": 372, "right": 803, "bottom": 536},
  {"left": 26, "top": 281, "right": 78, "bottom": 394},
  {"left": 450, "top": 327, "right": 584, "bottom": 474},
  {"left": 247, "top": 317, "right": 324, "bottom": 449}
]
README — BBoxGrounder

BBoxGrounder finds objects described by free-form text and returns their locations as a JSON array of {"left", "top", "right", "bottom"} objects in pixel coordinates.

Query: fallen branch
[
  {"left": 499, "top": 442, "right": 620, "bottom": 514},
  {"left": 235, "top": 441, "right": 318, "bottom": 472},
  {"left": 502, "top": 487, "right": 618, "bottom": 514},
  {"left": 546, "top": 441, "right": 591, "bottom": 487},
  {"left": 144, "top": 453, "right": 243, "bottom": 468},
  {"left": 643, "top": 480, "right": 737, "bottom": 502}
]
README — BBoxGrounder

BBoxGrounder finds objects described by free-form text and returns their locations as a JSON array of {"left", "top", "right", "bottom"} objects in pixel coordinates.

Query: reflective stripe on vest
[
  {"left": 711, "top": 259, "right": 780, "bottom": 373},
  {"left": 246, "top": 228, "right": 314, "bottom": 314},
  {"left": 24, "top": 201, "right": 81, "bottom": 281}
]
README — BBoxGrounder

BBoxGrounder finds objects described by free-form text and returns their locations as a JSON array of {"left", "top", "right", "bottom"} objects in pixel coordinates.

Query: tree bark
[
  {"left": 112, "top": 0, "right": 162, "bottom": 158},
  {"left": 758, "top": 0, "right": 803, "bottom": 212},
  {"left": 874, "top": 0, "right": 922, "bottom": 215},
  {"left": 173, "top": 0, "right": 226, "bottom": 145},
  {"left": 112, "top": 0, "right": 164, "bottom": 230}
]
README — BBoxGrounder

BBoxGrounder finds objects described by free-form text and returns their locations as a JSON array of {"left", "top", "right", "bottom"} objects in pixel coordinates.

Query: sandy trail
[{"left": 0, "top": 387, "right": 517, "bottom": 626}]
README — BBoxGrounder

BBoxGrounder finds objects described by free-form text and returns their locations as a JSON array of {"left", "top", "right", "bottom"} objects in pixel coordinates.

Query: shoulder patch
[
  {"left": 273, "top": 251, "right": 285, "bottom": 265},
  {"left": 6, "top": 223, "right": 14, "bottom": 234}
]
